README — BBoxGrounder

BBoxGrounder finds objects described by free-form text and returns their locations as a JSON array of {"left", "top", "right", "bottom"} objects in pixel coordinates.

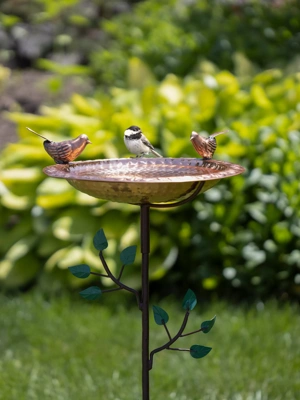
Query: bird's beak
[
  {"left": 190, "top": 131, "right": 198, "bottom": 141},
  {"left": 87, "top": 139, "right": 92, "bottom": 144}
]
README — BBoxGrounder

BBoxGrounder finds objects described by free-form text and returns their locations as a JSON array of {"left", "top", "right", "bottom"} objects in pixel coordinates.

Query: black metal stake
[
  {"left": 140, "top": 204, "right": 150, "bottom": 400},
  {"left": 139, "top": 183, "right": 205, "bottom": 399}
]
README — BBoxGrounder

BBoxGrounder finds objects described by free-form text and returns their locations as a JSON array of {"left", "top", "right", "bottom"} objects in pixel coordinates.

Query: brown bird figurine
[
  {"left": 190, "top": 130, "right": 227, "bottom": 159},
  {"left": 27, "top": 127, "right": 91, "bottom": 164}
]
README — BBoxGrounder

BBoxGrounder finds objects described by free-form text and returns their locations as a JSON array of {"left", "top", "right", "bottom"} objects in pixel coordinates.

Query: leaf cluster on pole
[
  {"left": 150, "top": 289, "right": 216, "bottom": 366},
  {"left": 68, "top": 229, "right": 138, "bottom": 303}
]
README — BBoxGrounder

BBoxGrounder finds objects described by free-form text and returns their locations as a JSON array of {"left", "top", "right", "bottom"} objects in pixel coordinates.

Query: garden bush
[
  {"left": 0, "top": 0, "right": 141, "bottom": 70},
  {"left": 90, "top": 0, "right": 300, "bottom": 86},
  {"left": 2, "top": 0, "right": 299, "bottom": 88},
  {"left": 1, "top": 62, "right": 299, "bottom": 300}
]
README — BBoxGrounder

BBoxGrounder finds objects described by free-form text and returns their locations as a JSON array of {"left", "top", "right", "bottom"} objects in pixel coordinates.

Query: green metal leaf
[
  {"left": 120, "top": 245, "right": 137, "bottom": 265},
  {"left": 182, "top": 289, "right": 197, "bottom": 311},
  {"left": 201, "top": 315, "right": 216, "bottom": 334},
  {"left": 93, "top": 229, "right": 108, "bottom": 251},
  {"left": 79, "top": 286, "right": 102, "bottom": 300},
  {"left": 68, "top": 264, "right": 91, "bottom": 279},
  {"left": 190, "top": 345, "right": 212, "bottom": 359},
  {"left": 152, "top": 305, "right": 169, "bottom": 325}
]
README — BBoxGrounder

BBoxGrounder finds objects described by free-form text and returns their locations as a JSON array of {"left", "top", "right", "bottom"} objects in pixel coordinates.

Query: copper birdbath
[
  {"left": 44, "top": 157, "right": 245, "bottom": 400},
  {"left": 44, "top": 158, "right": 244, "bottom": 205}
]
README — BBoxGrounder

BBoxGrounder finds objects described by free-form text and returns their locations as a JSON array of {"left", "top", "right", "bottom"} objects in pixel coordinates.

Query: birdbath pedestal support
[
  {"left": 43, "top": 158, "right": 245, "bottom": 400},
  {"left": 141, "top": 204, "right": 150, "bottom": 400}
]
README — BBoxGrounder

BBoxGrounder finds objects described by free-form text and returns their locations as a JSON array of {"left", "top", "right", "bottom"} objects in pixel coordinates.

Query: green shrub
[
  {"left": 91, "top": 0, "right": 300, "bottom": 86},
  {"left": 0, "top": 0, "right": 141, "bottom": 70},
  {"left": 2, "top": 0, "right": 299, "bottom": 89},
  {"left": 1, "top": 63, "right": 300, "bottom": 300}
]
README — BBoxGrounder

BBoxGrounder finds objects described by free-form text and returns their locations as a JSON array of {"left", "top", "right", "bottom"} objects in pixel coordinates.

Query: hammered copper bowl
[{"left": 43, "top": 158, "right": 245, "bottom": 205}]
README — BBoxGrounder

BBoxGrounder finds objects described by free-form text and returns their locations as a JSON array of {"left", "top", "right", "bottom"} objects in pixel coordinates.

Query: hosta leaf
[
  {"left": 190, "top": 345, "right": 212, "bottom": 359},
  {"left": 69, "top": 264, "right": 91, "bottom": 279},
  {"left": 201, "top": 315, "right": 216, "bottom": 334},
  {"left": 120, "top": 245, "right": 137, "bottom": 265},
  {"left": 182, "top": 289, "right": 197, "bottom": 311},
  {"left": 79, "top": 286, "right": 102, "bottom": 300},
  {"left": 152, "top": 305, "right": 169, "bottom": 325},
  {"left": 93, "top": 229, "right": 108, "bottom": 251}
]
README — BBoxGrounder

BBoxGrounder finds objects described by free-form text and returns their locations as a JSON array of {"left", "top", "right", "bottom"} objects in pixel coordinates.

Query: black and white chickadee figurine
[{"left": 124, "top": 125, "right": 162, "bottom": 158}]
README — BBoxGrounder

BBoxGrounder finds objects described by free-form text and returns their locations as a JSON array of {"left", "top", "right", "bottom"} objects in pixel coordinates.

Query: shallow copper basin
[{"left": 43, "top": 158, "right": 245, "bottom": 205}]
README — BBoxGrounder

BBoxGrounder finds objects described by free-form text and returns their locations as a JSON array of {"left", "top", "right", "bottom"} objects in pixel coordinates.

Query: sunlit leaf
[{"left": 37, "top": 58, "right": 90, "bottom": 76}]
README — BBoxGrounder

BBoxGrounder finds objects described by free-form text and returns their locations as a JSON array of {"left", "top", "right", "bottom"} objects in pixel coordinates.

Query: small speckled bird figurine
[
  {"left": 190, "top": 130, "right": 227, "bottom": 159},
  {"left": 27, "top": 127, "right": 91, "bottom": 164},
  {"left": 124, "top": 125, "right": 162, "bottom": 158}
]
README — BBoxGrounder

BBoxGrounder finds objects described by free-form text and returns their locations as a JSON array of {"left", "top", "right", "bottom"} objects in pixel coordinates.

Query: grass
[{"left": 0, "top": 292, "right": 299, "bottom": 400}]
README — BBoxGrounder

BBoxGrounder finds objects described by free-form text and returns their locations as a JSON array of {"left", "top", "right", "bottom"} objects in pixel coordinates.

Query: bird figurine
[
  {"left": 190, "top": 130, "right": 227, "bottom": 159},
  {"left": 27, "top": 127, "right": 92, "bottom": 164},
  {"left": 124, "top": 125, "right": 162, "bottom": 158}
]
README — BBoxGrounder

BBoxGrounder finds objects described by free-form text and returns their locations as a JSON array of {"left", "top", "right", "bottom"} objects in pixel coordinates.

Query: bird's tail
[
  {"left": 151, "top": 149, "right": 163, "bottom": 158},
  {"left": 210, "top": 130, "right": 228, "bottom": 138},
  {"left": 26, "top": 127, "right": 49, "bottom": 141}
]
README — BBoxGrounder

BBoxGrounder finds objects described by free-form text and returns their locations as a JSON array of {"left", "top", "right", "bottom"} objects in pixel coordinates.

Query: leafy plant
[
  {"left": 90, "top": 0, "right": 300, "bottom": 86},
  {"left": 0, "top": 66, "right": 299, "bottom": 300},
  {"left": 0, "top": 0, "right": 141, "bottom": 71}
]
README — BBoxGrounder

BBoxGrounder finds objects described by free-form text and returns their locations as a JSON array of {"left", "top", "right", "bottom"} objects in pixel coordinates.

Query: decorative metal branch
[
  {"left": 69, "top": 229, "right": 141, "bottom": 308},
  {"left": 149, "top": 308, "right": 190, "bottom": 370},
  {"left": 99, "top": 248, "right": 141, "bottom": 309},
  {"left": 69, "top": 228, "right": 216, "bottom": 396},
  {"left": 149, "top": 289, "right": 216, "bottom": 369}
]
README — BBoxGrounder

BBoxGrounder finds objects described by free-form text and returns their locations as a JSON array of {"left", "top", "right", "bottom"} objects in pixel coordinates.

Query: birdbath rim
[{"left": 43, "top": 157, "right": 245, "bottom": 205}]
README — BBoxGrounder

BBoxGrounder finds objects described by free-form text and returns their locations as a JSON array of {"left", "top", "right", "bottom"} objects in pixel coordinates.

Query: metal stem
[
  {"left": 140, "top": 204, "right": 150, "bottom": 400},
  {"left": 138, "top": 182, "right": 206, "bottom": 397},
  {"left": 149, "top": 311, "right": 190, "bottom": 370}
]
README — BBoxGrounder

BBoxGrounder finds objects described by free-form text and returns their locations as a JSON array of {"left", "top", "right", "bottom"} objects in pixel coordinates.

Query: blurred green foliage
[
  {"left": 90, "top": 0, "right": 300, "bottom": 86},
  {"left": 1, "top": 61, "right": 300, "bottom": 300},
  {"left": 0, "top": 0, "right": 141, "bottom": 69},
  {"left": 1, "top": 0, "right": 300, "bottom": 87},
  {"left": 1, "top": 0, "right": 299, "bottom": 300}
]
